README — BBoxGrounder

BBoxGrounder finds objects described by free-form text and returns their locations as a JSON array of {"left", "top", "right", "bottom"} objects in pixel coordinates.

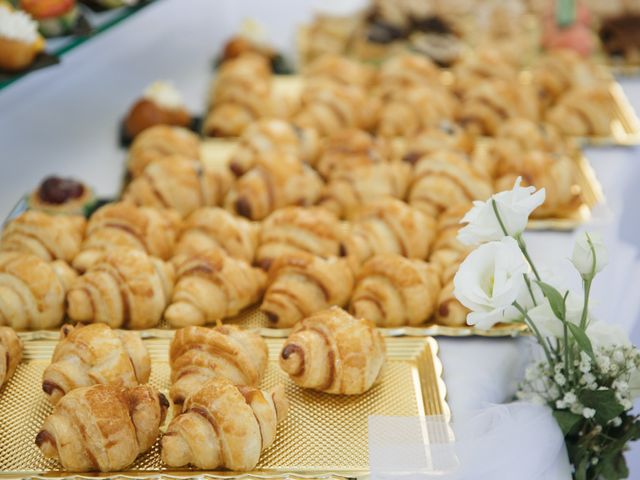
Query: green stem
[
  {"left": 580, "top": 277, "right": 592, "bottom": 329},
  {"left": 562, "top": 291, "right": 571, "bottom": 386},
  {"left": 517, "top": 234, "right": 541, "bottom": 281},
  {"left": 514, "top": 301, "right": 554, "bottom": 365},
  {"left": 491, "top": 199, "right": 509, "bottom": 236},
  {"left": 523, "top": 274, "right": 538, "bottom": 307}
]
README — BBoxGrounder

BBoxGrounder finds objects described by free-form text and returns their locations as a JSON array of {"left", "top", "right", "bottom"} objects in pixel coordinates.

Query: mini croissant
[
  {"left": 434, "top": 253, "right": 470, "bottom": 327},
  {"left": 124, "top": 156, "right": 234, "bottom": 218},
  {"left": 169, "top": 325, "right": 268, "bottom": 406},
  {"left": 0, "top": 326, "right": 22, "bottom": 387},
  {"left": 37, "top": 384, "right": 168, "bottom": 472},
  {"left": 350, "top": 254, "right": 441, "bottom": 327},
  {"left": 73, "top": 201, "right": 180, "bottom": 272},
  {"left": 42, "top": 323, "right": 151, "bottom": 405},
  {"left": 375, "top": 54, "right": 441, "bottom": 93},
  {"left": 545, "top": 87, "right": 614, "bottom": 137},
  {"left": 162, "top": 377, "right": 289, "bottom": 471},
  {"left": 279, "top": 306, "right": 385, "bottom": 394},
  {"left": 261, "top": 253, "right": 354, "bottom": 328},
  {"left": 256, "top": 206, "right": 346, "bottom": 271},
  {"left": 0, "top": 252, "right": 76, "bottom": 330},
  {"left": 165, "top": 249, "right": 266, "bottom": 327},
  {"left": 67, "top": 248, "right": 174, "bottom": 329},
  {"left": 303, "top": 53, "right": 374, "bottom": 88},
  {"left": 1, "top": 211, "right": 85, "bottom": 263},
  {"left": 173, "top": 207, "right": 260, "bottom": 263}
]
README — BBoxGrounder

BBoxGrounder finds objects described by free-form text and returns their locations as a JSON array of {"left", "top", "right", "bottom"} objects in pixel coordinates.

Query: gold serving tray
[{"left": 0, "top": 336, "right": 451, "bottom": 479}]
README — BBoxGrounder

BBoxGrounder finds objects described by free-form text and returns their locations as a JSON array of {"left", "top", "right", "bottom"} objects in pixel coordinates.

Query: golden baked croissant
[
  {"left": 260, "top": 253, "right": 354, "bottom": 328},
  {"left": 293, "top": 79, "right": 366, "bottom": 137},
  {"left": 545, "top": 87, "right": 614, "bottom": 137},
  {"left": 279, "top": 306, "right": 385, "bottom": 394},
  {"left": 128, "top": 125, "right": 201, "bottom": 178},
  {"left": 0, "top": 252, "right": 76, "bottom": 330},
  {"left": 403, "top": 123, "right": 475, "bottom": 163},
  {"left": 174, "top": 207, "right": 259, "bottom": 263},
  {"left": 256, "top": 206, "right": 346, "bottom": 271},
  {"left": 37, "top": 384, "right": 168, "bottom": 472},
  {"left": 42, "top": 323, "right": 151, "bottom": 405},
  {"left": 342, "top": 198, "right": 436, "bottom": 267},
  {"left": 452, "top": 50, "right": 518, "bottom": 96},
  {"left": 166, "top": 249, "right": 266, "bottom": 327},
  {"left": 162, "top": 377, "right": 289, "bottom": 470},
  {"left": 0, "top": 326, "right": 22, "bottom": 387},
  {"left": 1, "top": 210, "right": 85, "bottom": 263},
  {"left": 407, "top": 151, "right": 493, "bottom": 218},
  {"left": 375, "top": 53, "right": 441, "bottom": 93},
  {"left": 124, "top": 156, "right": 234, "bottom": 218},
  {"left": 303, "top": 53, "right": 374, "bottom": 88},
  {"left": 226, "top": 151, "right": 323, "bottom": 221},
  {"left": 169, "top": 325, "right": 268, "bottom": 406},
  {"left": 315, "top": 129, "right": 391, "bottom": 179},
  {"left": 67, "top": 248, "right": 174, "bottom": 329},
  {"left": 210, "top": 52, "right": 272, "bottom": 102},
  {"left": 73, "top": 201, "right": 180, "bottom": 272},
  {"left": 317, "top": 162, "right": 411, "bottom": 219},
  {"left": 350, "top": 254, "right": 441, "bottom": 327},
  {"left": 434, "top": 252, "right": 470, "bottom": 327}
]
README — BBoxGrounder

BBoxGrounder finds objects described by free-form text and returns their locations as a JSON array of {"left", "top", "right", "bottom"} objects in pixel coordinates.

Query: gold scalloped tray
[{"left": 0, "top": 336, "right": 450, "bottom": 479}]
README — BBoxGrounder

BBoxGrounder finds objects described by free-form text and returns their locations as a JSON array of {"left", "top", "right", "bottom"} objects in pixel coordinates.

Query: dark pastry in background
[
  {"left": 409, "top": 15, "right": 463, "bottom": 67},
  {"left": 28, "top": 176, "right": 95, "bottom": 215},
  {"left": 599, "top": 14, "right": 640, "bottom": 64}
]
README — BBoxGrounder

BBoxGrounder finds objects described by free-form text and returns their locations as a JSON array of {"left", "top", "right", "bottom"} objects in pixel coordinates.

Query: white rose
[
  {"left": 458, "top": 176, "right": 546, "bottom": 246},
  {"left": 586, "top": 322, "right": 630, "bottom": 350},
  {"left": 571, "top": 232, "right": 607, "bottom": 278},
  {"left": 527, "top": 291, "right": 584, "bottom": 338},
  {"left": 453, "top": 237, "right": 528, "bottom": 329}
]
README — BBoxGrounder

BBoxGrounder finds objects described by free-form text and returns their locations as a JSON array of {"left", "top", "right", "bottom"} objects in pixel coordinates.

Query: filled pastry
[
  {"left": 0, "top": 252, "right": 75, "bottom": 330},
  {"left": 256, "top": 206, "right": 346, "bottom": 271},
  {"left": 226, "top": 151, "right": 323, "bottom": 221},
  {"left": 279, "top": 306, "right": 385, "bottom": 394},
  {"left": 20, "top": 0, "right": 78, "bottom": 37},
  {"left": 124, "top": 156, "right": 233, "bottom": 218},
  {"left": 261, "top": 252, "right": 354, "bottom": 328},
  {"left": 166, "top": 249, "right": 266, "bottom": 327},
  {"left": 124, "top": 81, "right": 192, "bottom": 139},
  {"left": 0, "top": 326, "right": 22, "bottom": 387},
  {"left": 1, "top": 210, "right": 85, "bottom": 263},
  {"left": 0, "top": 6, "right": 44, "bottom": 71},
  {"left": 28, "top": 176, "right": 95, "bottom": 216},
  {"left": 174, "top": 207, "right": 259, "bottom": 263},
  {"left": 545, "top": 87, "right": 614, "bottom": 137},
  {"left": 169, "top": 325, "right": 268, "bottom": 407},
  {"left": 350, "top": 254, "right": 441, "bottom": 327},
  {"left": 317, "top": 162, "right": 411, "bottom": 219},
  {"left": 67, "top": 248, "right": 174, "bottom": 329},
  {"left": 127, "top": 125, "right": 201, "bottom": 178},
  {"left": 36, "top": 384, "right": 168, "bottom": 472},
  {"left": 42, "top": 323, "right": 150, "bottom": 405},
  {"left": 73, "top": 201, "right": 180, "bottom": 271},
  {"left": 161, "top": 377, "right": 289, "bottom": 470}
]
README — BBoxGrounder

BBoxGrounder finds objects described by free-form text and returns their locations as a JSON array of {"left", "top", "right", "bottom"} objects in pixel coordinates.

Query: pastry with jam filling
[{"left": 28, "top": 175, "right": 95, "bottom": 216}]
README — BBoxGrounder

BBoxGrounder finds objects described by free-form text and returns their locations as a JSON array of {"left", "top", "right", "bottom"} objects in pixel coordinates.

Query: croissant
[
  {"left": 169, "top": 325, "right": 268, "bottom": 406},
  {"left": 303, "top": 53, "right": 374, "bottom": 88},
  {"left": 256, "top": 206, "right": 346, "bottom": 271},
  {"left": 162, "top": 377, "right": 289, "bottom": 470},
  {"left": 210, "top": 52, "right": 272, "bottom": 102},
  {"left": 128, "top": 125, "right": 201, "bottom": 178},
  {"left": 407, "top": 151, "right": 493, "bottom": 218},
  {"left": 429, "top": 204, "right": 473, "bottom": 271},
  {"left": 342, "top": 198, "right": 436, "bottom": 267},
  {"left": 226, "top": 151, "right": 323, "bottom": 221},
  {"left": 165, "top": 249, "right": 266, "bottom": 327},
  {"left": 403, "top": 123, "right": 475, "bottom": 163},
  {"left": 545, "top": 87, "right": 614, "bottom": 137},
  {"left": 124, "top": 156, "right": 234, "bottom": 218},
  {"left": 73, "top": 201, "right": 180, "bottom": 272},
  {"left": 0, "top": 252, "right": 76, "bottom": 330},
  {"left": 36, "top": 384, "right": 168, "bottom": 472},
  {"left": 0, "top": 326, "right": 22, "bottom": 387},
  {"left": 293, "top": 79, "right": 366, "bottom": 137},
  {"left": 1, "top": 210, "right": 85, "bottom": 263},
  {"left": 261, "top": 253, "right": 354, "bottom": 328},
  {"left": 317, "top": 162, "right": 411, "bottom": 219},
  {"left": 279, "top": 306, "right": 385, "bottom": 394},
  {"left": 375, "top": 54, "right": 441, "bottom": 93},
  {"left": 174, "top": 207, "right": 259, "bottom": 263},
  {"left": 350, "top": 254, "right": 441, "bottom": 327},
  {"left": 67, "top": 248, "right": 174, "bottom": 329},
  {"left": 42, "top": 323, "right": 151, "bottom": 405},
  {"left": 452, "top": 50, "right": 518, "bottom": 96},
  {"left": 434, "top": 252, "right": 470, "bottom": 327}
]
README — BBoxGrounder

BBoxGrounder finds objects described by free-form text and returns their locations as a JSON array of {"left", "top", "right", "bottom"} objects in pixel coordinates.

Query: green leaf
[
  {"left": 567, "top": 322, "right": 596, "bottom": 363},
  {"left": 553, "top": 410, "right": 583, "bottom": 435},
  {"left": 598, "top": 451, "right": 628, "bottom": 480},
  {"left": 579, "top": 389, "right": 626, "bottom": 423},
  {"left": 536, "top": 281, "right": 566, "bottom": 320}
]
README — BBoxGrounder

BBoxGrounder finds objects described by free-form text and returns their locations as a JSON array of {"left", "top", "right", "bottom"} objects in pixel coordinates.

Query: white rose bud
[
  {"left": 571, "top": 232, "right": 607, "bottom": 279},
  {"left": 458, "top": 177, "right": 545, "bottom": 246},
  {"left": 453, "top": 236, "right": 528, "bottom": 329}
]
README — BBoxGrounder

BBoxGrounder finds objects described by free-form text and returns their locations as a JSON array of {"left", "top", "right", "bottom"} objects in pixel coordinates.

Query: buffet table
[{"left": 1, "top": 0, "right": 639, "bottom": 478}]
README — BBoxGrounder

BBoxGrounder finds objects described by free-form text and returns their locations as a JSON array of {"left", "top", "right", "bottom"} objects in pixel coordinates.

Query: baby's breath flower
[
  {"left": 583, "top": 408, "right": 596, "bottom": 419},
  {"left": 610, "top": 417, "right": 623, "bottom": 427},
  {"left": 554, "top": 373, "right": 566, "bottom": 386},
  {"left": 613, "top": 350, "right": 625, "bottom": 364}
]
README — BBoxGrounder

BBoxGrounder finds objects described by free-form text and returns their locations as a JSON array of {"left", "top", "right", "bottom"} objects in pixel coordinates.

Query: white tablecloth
[{"left": 1, "top": 0, "right": 639, "bottom": 477}]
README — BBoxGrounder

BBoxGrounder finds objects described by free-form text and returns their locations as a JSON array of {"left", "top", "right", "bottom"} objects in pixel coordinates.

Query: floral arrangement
[{"left": 453, "top": 178, "right": 640, "bottom": 480}]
